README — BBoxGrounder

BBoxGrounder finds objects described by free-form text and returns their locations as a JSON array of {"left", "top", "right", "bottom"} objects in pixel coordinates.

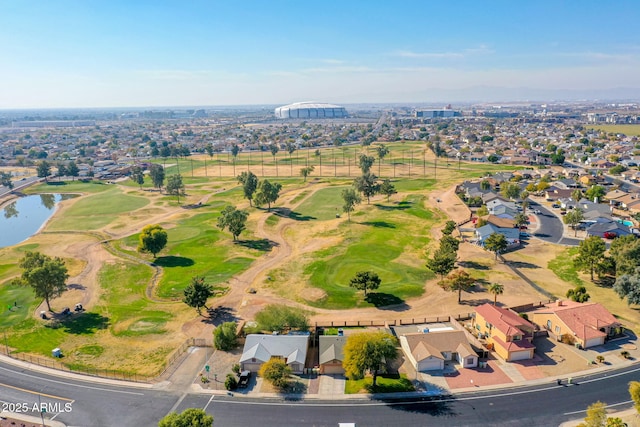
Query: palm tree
[{"left": 488, "top": 283, "right": 504, "bottom": 306}]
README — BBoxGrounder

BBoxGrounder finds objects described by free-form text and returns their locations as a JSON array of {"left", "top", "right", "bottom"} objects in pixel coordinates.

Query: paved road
[
  {"left": 0, "top": 176, "right": 41, "bottom": 198},
  {"left": 1, "top": 358, "right": 638, "bottom": 427},
  {"left": 528, "top": 200, "right": 580, "bottom": 246}
]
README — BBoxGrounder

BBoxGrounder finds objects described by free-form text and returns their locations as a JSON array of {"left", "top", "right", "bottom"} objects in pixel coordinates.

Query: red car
[{"left": 603, "top": 232, "right": 617, "bottom": 239}]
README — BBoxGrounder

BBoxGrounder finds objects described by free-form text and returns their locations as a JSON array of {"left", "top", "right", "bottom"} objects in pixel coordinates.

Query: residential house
[
  {"left": 530, "top": 300, "right": 621, "bottom": 349},
  {"left": 473, "top": 304, "right": 536, "bottom": 361},
  {"left": 399, "top": 331, "right": 478, "bottom": 372},
  {"left": 586, "top": 221, "right": 633, "bottom": 238},
  {"left": 480, "top": 215, "right": 516, "bottom": 229},
  {"left": 545, "top": 187, "right": 574, "bottom": 201},
  {"left": 475, "top": 223, "right": 521, "bottom": 247},
  {"left": 240, "top": 334, "right": 309, "bottom": 373},
  {"left": 318, "top": 335, "right": 346, "bottom": 374}
]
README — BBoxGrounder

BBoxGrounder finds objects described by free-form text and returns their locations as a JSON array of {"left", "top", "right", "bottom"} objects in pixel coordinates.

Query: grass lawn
[
  {"left": 302, "top": 194, "right": 438, "bottom": 309},
  {"left": 292, "top": 186, "right": 348, "bottom": 221},
  {"left": 345, "top": 373, "right": 415, "bottom": 394},
  {"left": 121, "top": 211, "right": 264, "bottom": 299},
  {"left": 587, "top": 124, "right": 640, "bottom": 136},
  {"left": 47, "top": 186, "right": 149, "bottom": 230},
  {"left": 547, "top": 247, "right": 584, "bottom": 287}
]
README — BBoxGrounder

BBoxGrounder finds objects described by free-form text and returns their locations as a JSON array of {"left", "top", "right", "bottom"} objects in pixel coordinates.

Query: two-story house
[{"left": 474, "top": 304, "right": 536, "bottom": 361}]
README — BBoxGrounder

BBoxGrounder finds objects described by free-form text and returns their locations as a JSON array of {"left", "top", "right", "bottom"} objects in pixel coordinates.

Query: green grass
[
  {"left": 587, "top": 124, "right": 640, "bottom": 136},
  {"left": 303, "top": 195, "right": 435, "bottom": 309},
  {"left": 548, "top": 247, "right": 584, "bottom": 287},
  {"left": 26, "top": 180, "right": 113, "bottom": 195},
  {"left": 345, "top": 374, "right": 415, "bottom": 394},
  {"left": 293, "top": 186, "right": 348, "bottom": 221},
  {"left": 0, "top": 284, "right": 37, "bottom": 328},
  {"left": 48, "top": 187, "right": 149, "bottom": 230}
]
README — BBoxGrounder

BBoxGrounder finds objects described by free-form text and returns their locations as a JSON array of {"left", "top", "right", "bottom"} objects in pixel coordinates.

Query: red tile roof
[
  {"left": 476, "top": 303, "right": 535, "bottom": 337},
  {"left": 491, "top": 334, "right": 536, "bottom": 352},
  {"left": 535, "top": 301, "right": 620, "bottom": 342}
]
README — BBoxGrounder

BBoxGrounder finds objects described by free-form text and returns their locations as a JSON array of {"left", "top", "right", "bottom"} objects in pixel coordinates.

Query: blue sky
[{"left": 2, "top": 0, "right": 639, "bottom": 108}]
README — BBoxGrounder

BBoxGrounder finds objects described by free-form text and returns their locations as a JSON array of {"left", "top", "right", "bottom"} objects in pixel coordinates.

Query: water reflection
[
  {"left": 0, "top": 193, "right": 77, "bottom": 248},
  {"left": 4, "top": 201, "right": 18, "bottom": 219}
]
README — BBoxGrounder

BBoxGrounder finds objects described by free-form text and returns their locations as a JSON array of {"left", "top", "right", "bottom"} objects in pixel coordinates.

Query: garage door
[
  {"left": 585, "top": 337, "right": 604, "bottom": 348},
  {"left": 418, "top": 358, "right": 443, "bottom": 371},
  {"left": 509, "top": 351, "right": 531, "bottom": 361},
  {"left": 242, "top": 363, "right": 262, "bottom": 373},
  {"left": 322, "top": 364, "right": 345, "bottom": 375}
]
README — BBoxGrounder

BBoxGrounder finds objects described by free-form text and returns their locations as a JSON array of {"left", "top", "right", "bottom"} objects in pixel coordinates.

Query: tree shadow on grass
[
  {"left": 236, "top": 239, "right": 278, "bottom": 252},
  {"left": 594, "top": 276, "right": 615, "bottom": 288},
  {"left": 506, "top": 261, "right": 541, "bottom": 269},
  {"left": 154, "top": 256, "right": 195, "bottom": 267},
  {"left": 374, "top": 201, "right": 412, "bottom": 211},
  {"left": 47, "top": 312, "right": 110, "bottom": 335},
  {"left": 360, "top": 221, "right": 396, "bottom": 228},
  {"left": 365, "top": 293, "right": 409, "bottom": 311},
  {"left": 457, "top": 261, "right": 489, "bottom": 270},
  {"left": 203, "top": 305, "right": 238, "bottom": 326},
  {"left": 288, "top": 211, "right": 316, "bottom": 221}
]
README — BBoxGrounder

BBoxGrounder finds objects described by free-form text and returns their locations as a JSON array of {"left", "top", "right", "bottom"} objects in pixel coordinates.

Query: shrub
[
  {"left": 596, "top": 355, "right": 605, "bottom": 363},
  {"left": 258, "top": 358, "right": 292, "bottom": 389},
  {"left": 213, "top": 321, "right": 238, "bottom": 351},
  {"left": 620, "top": 350, "right": 630, "bottom": 359},
  {"left": 232, "top": 363, "right": 241, "bottom": 375},
  {"left": 225, "top": 373, "right": 238, "bottom": 390},
  {"left": 560, "top": 334, "right": 576, "bottom": 345}
]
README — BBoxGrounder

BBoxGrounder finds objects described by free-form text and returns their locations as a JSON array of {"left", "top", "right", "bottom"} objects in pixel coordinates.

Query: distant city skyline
[{"left": 2, "top": 0, "right": 640, "bottom": 109}]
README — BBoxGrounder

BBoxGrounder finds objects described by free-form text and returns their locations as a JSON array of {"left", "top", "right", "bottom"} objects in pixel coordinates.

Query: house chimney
[{"left": 556, "top": 300, "right": 563, "bottom": 307}]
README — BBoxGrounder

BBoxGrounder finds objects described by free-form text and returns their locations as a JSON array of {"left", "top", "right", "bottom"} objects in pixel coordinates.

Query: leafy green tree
[
  {"left": 426, "top": 248, "right": 457, "bottom": 280},
  {"left": 563, "top": 208, "right": 584, "bottom": 237},
  {"left": 480, "top": 180, "right": 491, "bottom": 191},
  {"left": 572, "top": 189, "right": 584, "bottom": 202},
  {"left": 36, "top": 160, "right": 51, "bottom": 181},
  {"left": 158, "top": 408, "right": 213, "bottom": 427},
  {"left": 300, "top": 165, "right": 314, "bottom": 182},
  {"left": 138, "top": 224, "right": 168, "bottom": 258},
  {"left": 205, "top": 143, "right": 214, "bottom": 159},
  {"left": 379, "top": 179, "right": 396, "bottom": 202},
  {"left": 500, "top": 182, "right": 521, "bottom": 200},
  {"left": 537, "top": 181, "right": 550, "bottom": 193},
  {"left": 566, "top": 285, "right": 591, "bottom": 303},
  {"left": 488, "top": 283, "right": 504, "bottom": 306},
  {"left": 514, "top": 213, "right": 529, "bottom": 228},
  {"left": 375, "top": 144, "right": 389, "bottom": 175},
  {"left": 439, "top": 235, "right": 460, "bottom": 253},
  {"left": 442, "top": 269, "right": 475, "bottom": 303},
  {"left": 0, "top": 172, "right": 13, "bottom": 190},
  {"left": 56, "top": 163, "right": 67, "bottom": 179},
  {"left": 259, "top": 358, "right": 292, "bottom": 389},
  {"left": 442, "top": 220, "right": 457, "bottom": 236},
  {"left": 253, "top": 180, "right": 282, "bottom": 211},
  {"left": 484, "top": 233, "right": 508, "bottom": 260},
  {"left": 217, "top": 205, "right": 249, "bottom": 241},
  {"left": 213, "top": 321, "right": 238, "bottom": 351},
  {"left": 183, "top": 276, "right": 214, "bottom": 315},
  {"left": 341, "top": 187, "right": 361, "bottom": 221},
  {"left": 613, "top": 269, "right": 640, "bottom": 306},
  {"left": 19, "top": 251, "right": 69, "bottom": 311},
  {"left": 610, "top": 235, "right": 640, "bottom": 276},
  {"left": 166, "top": 174, "right": 186, "bottom": 203},
  {"left": 585, "top": 185, "right": 606, "bottom": 202},
  {"left": 349, "top": 271, "right": 381, "bottom": 297},
  {"left": 476, "top": 205, "right": 489, "bottom": 216},
  {"left": 67, "top": 161, "right": 79, "bottom": 180},
  {"left": 255, "top": 304, "right": 309, "bottom": 333},
  {"left": 574, "top": 236, "right": 606, "bottom": 281},
  {"left": 358, "top": 154, "right": 375, "bottom": 174},
  {"left": 237, "top": 171, "right": 258, "bottom": 206},
  {"left": 353, "top": 172, "right": 380, "bottom": 204},
  {"left": 231, "top": 143, "right": 240, "bottom": 160},
  {"left": 343, "top": 331, "right": 398, "bottom": 387},
  {"left": 630, "top": 381, "right": 640, "bottom": 414},
  {"left": 130, "top": 166, "right": 145, "bottom": 188},
  {"left": 149, "top": 164, "right": 165, "bottom": 191}
]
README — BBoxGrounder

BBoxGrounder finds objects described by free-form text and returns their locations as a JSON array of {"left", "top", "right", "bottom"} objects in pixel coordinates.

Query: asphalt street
[
  {"left": 1, "top": 359, "right": 638, "bottom": 427},
  {"left": 528, "top": 200, "right": 581, "bottom": 246}
]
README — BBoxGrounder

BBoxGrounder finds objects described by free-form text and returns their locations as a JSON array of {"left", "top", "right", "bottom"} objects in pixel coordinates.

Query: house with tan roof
[
  {"left": 318, "top": 335, "right": 346, "bottom": 374},
  {"left": 530, "top": 300, "right": 621, "bottom": 349},
  {"left": 399, "top": 330, "right": 478, "bottom": 372},
  {"left": 473, "top": 304, "right": 535, "bottom": 361},
  {"left": 240, "top": 334, "right": 309, "bottom": 373}
]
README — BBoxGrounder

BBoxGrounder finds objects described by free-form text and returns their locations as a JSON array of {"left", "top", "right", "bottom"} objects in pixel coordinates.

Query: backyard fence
[{"left": 314, "top": 313, "right": 474, "bottom": 329}]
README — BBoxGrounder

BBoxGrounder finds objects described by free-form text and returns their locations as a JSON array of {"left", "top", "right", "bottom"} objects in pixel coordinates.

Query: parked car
[
  {"left": 551, "top": 204, "right": 560, "bottom": 208},
  {"left": 520, "top": 225, "right": 528, "bottom": 230},
  {"left": 604, "top": 231, "right": 617, "bottom": 239},
  {"left": 238, "top": 370, "right": 251, "bottom": 388}
]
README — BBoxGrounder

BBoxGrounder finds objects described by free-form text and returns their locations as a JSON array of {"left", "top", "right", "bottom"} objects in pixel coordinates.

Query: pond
[{"left": 0, "top": 194, "right": 76, "bottom": 248}]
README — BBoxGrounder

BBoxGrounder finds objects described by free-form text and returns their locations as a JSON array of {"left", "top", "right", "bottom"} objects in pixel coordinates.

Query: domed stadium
[{"left": 274, "top": 102, "right": 348, "bottom": 119}]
